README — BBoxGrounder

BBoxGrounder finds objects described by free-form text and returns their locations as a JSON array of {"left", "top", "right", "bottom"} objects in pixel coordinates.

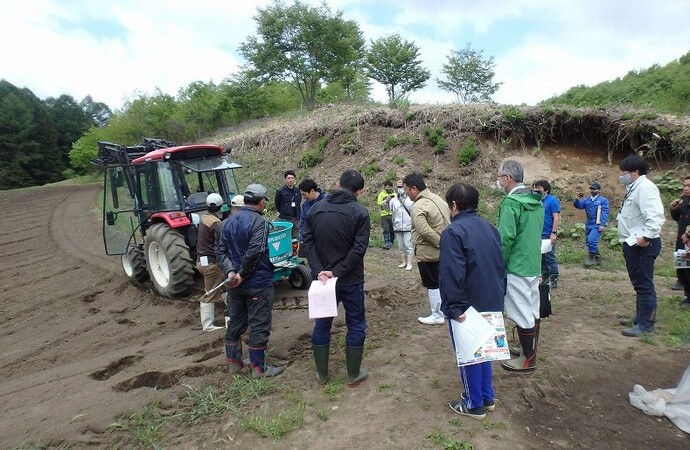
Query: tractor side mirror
[{"left": 106, "top": 211, "right": 116, "bottom": 226}]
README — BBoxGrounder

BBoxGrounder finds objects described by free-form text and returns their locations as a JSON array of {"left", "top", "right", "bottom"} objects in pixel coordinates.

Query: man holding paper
[
  {"left": 302, "top": 170, "right": 371, "bottom": 387},
  {"left": 439, "top": 183, "right": 507, "bottom": 421},
  {"left": 617, "top": 154, "right": 665, "bottom": 337}
]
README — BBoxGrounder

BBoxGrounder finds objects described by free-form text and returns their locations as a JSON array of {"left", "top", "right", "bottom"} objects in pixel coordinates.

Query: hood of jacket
[
  {"left": 326, "top": 189, "right": 357, "bottom": 205},
  {"left": 506, "top": 187, "right": 543, "bottom": 210}
]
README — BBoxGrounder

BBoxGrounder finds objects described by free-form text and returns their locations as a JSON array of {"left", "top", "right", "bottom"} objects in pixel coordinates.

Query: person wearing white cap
[{"left": 196, "top": 193, "right": 226, "bottom": 331}]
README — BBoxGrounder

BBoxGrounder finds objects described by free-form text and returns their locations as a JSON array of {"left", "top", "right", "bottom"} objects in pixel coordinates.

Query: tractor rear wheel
[
  {"left": 145, "top": 223, "right": 194, "bottom": 297},
  {"left": 289, "top": 264, "right": 312, "bottom": 290},
  {"left": 122, "top": 245, "right": 149, "bottom": 283}
]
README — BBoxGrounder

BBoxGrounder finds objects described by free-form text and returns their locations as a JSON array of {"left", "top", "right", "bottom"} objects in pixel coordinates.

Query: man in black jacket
[
  {"left": 302, "top": 170, "right": 371, "bottom": 387},
  {"left": 670, "top": 175, "right": 690, "bottom": 306},
  {"left": 274, "top": 170, "right": 301, "bottom": 239}
]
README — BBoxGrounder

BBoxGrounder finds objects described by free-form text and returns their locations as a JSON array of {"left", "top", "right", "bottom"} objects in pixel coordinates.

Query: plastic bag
[{"left": 629, "top": 365, "right": 690, "bottom": 434}]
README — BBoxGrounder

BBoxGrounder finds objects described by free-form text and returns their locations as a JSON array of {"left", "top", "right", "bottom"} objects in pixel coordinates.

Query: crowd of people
[{"left": 196, "top": 153, "right": 682, "bottom": 420}]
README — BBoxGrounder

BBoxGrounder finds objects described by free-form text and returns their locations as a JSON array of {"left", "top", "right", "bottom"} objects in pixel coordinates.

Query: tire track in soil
[{"left": 0, "top": 184, "right": 235, "bottom": 448}]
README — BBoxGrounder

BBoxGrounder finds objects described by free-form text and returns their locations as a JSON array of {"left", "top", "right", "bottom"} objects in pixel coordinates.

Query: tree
[
  {"left": 221, "top": 67, "right": 267, "bottom": 120},
  {"left": 176, "top": 81, "right": 225, "bottom": 141},
  {"left": 365, "top": 34, "right": 430, "bottom": 103},
  {"left": 45, "top": 94, "right": 92, "bottom": 168},
  {"left": 80, "top": 95, "right": 112, "bottom": 127},
  {"left": 437, "top": 44, "right": 502, "bottom": 103},
  {"left": 0, "top": 80, "right": 63, "bottom": 189},
  {"left": 239, "top": 0, "right": 365, "bottom": 111}
]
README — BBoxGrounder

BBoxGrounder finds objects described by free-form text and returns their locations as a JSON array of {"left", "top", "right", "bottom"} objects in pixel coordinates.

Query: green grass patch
[
  {"left": 108, "top": 401, "right": 168, "bottom": 449},
  {"left": 427, "top": 426, "right": 474, "bottom": 449},
  {"left": 457, "top": 137, "right": 478, "bottom": 167},
  {"left": 322, "top": 378, "right": 345, "bottom": 400},
  {"left": 424, "top": 126, "right": 448, "bottom": 155}
]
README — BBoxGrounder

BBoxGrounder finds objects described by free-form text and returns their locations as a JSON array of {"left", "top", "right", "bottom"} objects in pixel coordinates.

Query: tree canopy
[
  {"left": 437, "top": 43, "right": 501, "bottom": 103},
  {"left": 365, "top": 33, "right": 431, "bottom": 103},
  {"left": 239, "top": 0, "right": 365, "bottom": 111}
]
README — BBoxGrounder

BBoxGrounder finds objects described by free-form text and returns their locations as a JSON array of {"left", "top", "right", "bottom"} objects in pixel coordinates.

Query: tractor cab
[{"left": 93, "top": 139, "right": 242, "bottom": 297}]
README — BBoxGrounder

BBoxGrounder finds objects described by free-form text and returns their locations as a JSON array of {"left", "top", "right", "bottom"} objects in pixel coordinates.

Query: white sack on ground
[{"left": 629, "top": 365, "right": 690, "bottom": 434}]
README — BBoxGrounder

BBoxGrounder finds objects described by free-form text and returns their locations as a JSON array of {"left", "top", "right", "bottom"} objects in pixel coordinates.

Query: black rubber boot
[
  {"left": 345, "top": 346, "right": 369, "bottom": 387},
  {"left": 584, "top": 253, "right": 596, "bottom": 267},
  {"left": 501, "top": 326, "right": 537, "bottom": 372},
  {"left": 312, "top": 344, "right": 330, "bottom": 384}
]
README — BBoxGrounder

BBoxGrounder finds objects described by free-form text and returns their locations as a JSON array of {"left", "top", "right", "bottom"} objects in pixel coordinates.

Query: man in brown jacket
[
  {"left": 196, "top": 193, "right": 226, "bottom": 331},
  {"left": 403, "top": 173, "right": 451, "bottom": 325}
]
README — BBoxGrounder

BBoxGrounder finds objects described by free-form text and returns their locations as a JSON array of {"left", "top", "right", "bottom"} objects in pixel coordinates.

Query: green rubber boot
[
  {"left": 345, "top": 346, "right": 369, "bottom": 387},
  {"left": 312, "top": 344, "right": 330, "bottom": 384}
]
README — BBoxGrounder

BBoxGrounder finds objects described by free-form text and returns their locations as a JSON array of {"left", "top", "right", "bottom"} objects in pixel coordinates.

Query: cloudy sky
[{"left": 2, "top": 0, "right": 688, "bottom": 111}]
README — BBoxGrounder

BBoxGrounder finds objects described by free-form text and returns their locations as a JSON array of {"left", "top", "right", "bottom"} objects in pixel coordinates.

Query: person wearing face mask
[
  {"left": 377, "top": 180, "right": 396, "bottom": 249},
  {"left": 616, "top": 154, "right": 665, "bottom": 337},
  {"left": 532, "top": 180, "right": 561, "bottom": 288},
  {"left": 573, "top": 182, "right": 609, "bottom": 267},
  {"left": 386, "top": 180, "right": 415, "bottom": 270},
  {"left": 439, "top": 182, "right": 506, "bottom": 420},
  {"left": 495, "top": 160, "right": 544, "bottom": 372}
]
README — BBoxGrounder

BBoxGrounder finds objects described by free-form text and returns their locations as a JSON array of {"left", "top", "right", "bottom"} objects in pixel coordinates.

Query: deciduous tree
[
  {"left": 437, "top": 44, "right": 501, "bottom": 103},
  {"left": 365, "top": 34, "right": 430, "bottom": 103},
  {"left": 239, "top": 0, "right": 365, "bottom": 111}
]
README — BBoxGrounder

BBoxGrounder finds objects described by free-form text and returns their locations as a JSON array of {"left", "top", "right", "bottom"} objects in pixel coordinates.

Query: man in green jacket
[{"left": 495, "top": 160, "right": 545, "bottom": 372}]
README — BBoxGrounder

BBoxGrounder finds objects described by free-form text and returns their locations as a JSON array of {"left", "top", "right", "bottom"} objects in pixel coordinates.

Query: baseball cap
[
  {"left": 244, "top": 183, "right": 269, "bottom": 201},
  {"left": 590, "top": 182, "right": 601, "bottom": 190},
  {"left": 230, "top": 194, "right": 245, "bottom": 207}
]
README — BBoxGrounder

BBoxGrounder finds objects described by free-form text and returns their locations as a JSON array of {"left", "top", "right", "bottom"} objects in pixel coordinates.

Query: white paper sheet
[
  {"left": 451, "top": 308, "right": 511, "bottom": 366},
  {"left": 308, "top": 277, "right": 338, "bottom": 319}
]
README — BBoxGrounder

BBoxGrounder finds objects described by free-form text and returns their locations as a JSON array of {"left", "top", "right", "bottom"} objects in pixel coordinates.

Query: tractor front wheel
[
  {"left": 122, "top": 245, "right": 149, "bottom": 283},
  {"left": 145, "top": 223, "right": 194, "bottom": 297},
  {"left": 289, "top": 264, "right": 312, "bottom": 290}
]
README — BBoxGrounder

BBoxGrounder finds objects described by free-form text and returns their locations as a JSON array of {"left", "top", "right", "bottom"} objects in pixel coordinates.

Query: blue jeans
[
  {"left": 311, "top": 283, "right": 366, "bottom": 347},
  {"left": 448, "top": 321, "right": 493, "bottom": 409},
  {"left": 540, "top": 240, "right": 558, "bottom": 279},
  {"left": 622, "top": 239, "right": 661, "bottom": 330},
  {"left": 585, "top": 225, "right": 602, "bottom": 254}
]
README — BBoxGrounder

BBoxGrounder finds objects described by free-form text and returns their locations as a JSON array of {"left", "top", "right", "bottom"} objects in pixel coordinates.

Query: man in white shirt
[{"left": 616, "top": 154, "right": 665, "bottom": 337}]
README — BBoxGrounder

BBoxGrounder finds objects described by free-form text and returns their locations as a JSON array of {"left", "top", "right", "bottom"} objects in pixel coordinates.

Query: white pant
[
  {"left": 395, "top": 231, "right": 413, "bottom": 255},
  {"left": 504, "top": 274, "right": 540, "bottom": 328}
]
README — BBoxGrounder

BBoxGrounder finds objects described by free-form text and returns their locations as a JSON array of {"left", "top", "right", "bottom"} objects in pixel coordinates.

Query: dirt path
[{"left": 1, "top": 179, "right": 689, "bottom": 449}]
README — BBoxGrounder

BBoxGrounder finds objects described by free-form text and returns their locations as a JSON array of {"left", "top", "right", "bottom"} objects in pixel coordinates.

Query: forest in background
[{"left": 0, "top": 0, "right": 688, "bottom": 190}]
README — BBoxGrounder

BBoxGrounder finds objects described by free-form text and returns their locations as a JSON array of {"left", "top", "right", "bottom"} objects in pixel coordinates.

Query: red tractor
[{"left": 92, "top": 138, "right": 242, "bottom": 297}]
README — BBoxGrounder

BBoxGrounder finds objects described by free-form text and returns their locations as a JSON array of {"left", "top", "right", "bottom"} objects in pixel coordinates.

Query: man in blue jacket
[
  {"left": 302, "top": 170, "right": 371, "bottom": 387},
  {"left": 297, "top": 178, "right": 327, "bottom": 247},
  {"left": 573, "top": 182, "right": 609, "bottom": 267},
  {"left": 439, "top": 182, "right": 506, "bottom": 420},
  {"left": 219, "top": 183, "right": 284, "bottom": 378}
]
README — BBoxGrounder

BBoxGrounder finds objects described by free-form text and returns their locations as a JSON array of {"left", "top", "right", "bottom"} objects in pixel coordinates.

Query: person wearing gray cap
[
  {"left": 573, "top": 181, "right": 609, "bottom": 267},
  {"left": 218, "top": 183, "right": 285, "bottom": 377}
]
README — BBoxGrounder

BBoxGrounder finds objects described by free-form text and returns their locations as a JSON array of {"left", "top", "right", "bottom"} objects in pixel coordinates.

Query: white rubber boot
[
  {"left": 200, "top": 302, "right": 224, "bottom": 331},
  {"left": 405, "top": 254, "right": 414, "bottom": 271},
  {"left": 225, "top": 315, "right": 230, "bottom": 329},
  {"left": 418, "top": 288, "right": 445, "bottom": 325},
  {"left": 397, "top": 254, "right": 407, "bottom": 268}
]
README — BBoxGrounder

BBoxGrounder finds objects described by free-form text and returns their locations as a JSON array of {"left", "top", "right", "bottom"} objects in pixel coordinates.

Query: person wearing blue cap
[{"left": 573, "top": 181, "right": 609, "bottom": 267}]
